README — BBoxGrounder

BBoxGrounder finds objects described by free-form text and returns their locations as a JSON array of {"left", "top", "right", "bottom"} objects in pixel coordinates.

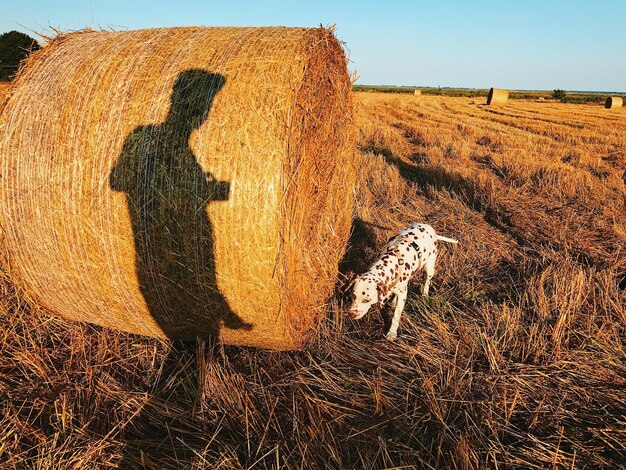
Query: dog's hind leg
[{"left": 422, "top": 254, "right": 437, "bottom": 297}]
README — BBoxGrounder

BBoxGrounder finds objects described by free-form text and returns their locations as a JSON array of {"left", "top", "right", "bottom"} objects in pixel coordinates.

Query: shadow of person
[
  {"left": 110, "top": 70, "right": 252, "bottom": 468},
  {"left": 110, "top": 69, "right": 252, "bottom": 339}
]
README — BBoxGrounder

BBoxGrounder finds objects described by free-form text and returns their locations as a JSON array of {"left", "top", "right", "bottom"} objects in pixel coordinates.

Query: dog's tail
[{"left": 436, "top": 235, "right": 458, "bottom": 244}]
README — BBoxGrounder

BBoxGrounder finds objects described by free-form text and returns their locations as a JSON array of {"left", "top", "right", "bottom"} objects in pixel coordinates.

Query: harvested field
[{"left": 1, "top": 93, "right": 625, "bottom": 468}]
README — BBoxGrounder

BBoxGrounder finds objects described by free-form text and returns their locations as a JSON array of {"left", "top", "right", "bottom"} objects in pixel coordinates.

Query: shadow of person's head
[{"left": 166, "top": 69, "right": 226, "bottom": 131}]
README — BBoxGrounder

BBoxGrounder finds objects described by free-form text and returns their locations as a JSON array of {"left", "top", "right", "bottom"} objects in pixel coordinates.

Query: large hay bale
[
  {"left": 0, "top": 26, "right": 355, "bottom": 350},
  {"left": 605, "top": 96, "right": 623, "bottom": 109},
  {"left": 413, "top": 89, "right": 421, "bottom": 96},
  {"left": 486, "top": 87, "right": 508, "bottom": 105}
]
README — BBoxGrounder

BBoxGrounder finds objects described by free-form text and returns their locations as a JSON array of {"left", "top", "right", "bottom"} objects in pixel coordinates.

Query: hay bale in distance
[
  {"left": 605, "top": 96, "right": 623, "bottom": 109},
  {"left": 0, "top": 27, "right": 355, "bottom": 350},
  {"left": 413, "top": 89, "right": 421, "bottom": 96},
  {"left": 487, "top": 87, "right": 508, "bottom": 105}
]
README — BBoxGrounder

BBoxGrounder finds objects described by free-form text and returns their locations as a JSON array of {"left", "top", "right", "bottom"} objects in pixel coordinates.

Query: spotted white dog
[{"left": 348, "top": 223, "right": 458, "bottom": 340}]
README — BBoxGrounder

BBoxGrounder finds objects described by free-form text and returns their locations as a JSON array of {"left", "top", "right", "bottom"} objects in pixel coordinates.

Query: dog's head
[{"left": 348, "top": 274, "right": 380, "bottom": 319}]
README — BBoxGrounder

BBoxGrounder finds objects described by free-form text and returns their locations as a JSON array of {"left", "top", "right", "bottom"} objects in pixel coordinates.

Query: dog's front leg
[{"left": 385, "top": 288, "right": 407, "bottom": 341}]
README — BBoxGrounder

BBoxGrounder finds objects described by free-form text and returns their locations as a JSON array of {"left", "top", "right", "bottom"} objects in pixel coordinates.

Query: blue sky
[{"left": 2, "top": 0, "right": 625, "bottom": 91}]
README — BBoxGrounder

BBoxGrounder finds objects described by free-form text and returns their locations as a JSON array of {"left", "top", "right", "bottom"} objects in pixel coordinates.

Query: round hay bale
[
  {"left": 0, "top": 26, "right": 355, "bottom": 350},
  {"left": 605, "top": 96, "right": 623, "bottom": 109},
  {"left": 486, "top": 87, "right": 508, "bottom": 105},
  {"left": 413, "top": 89, "right": 421, "bottom": 96}
]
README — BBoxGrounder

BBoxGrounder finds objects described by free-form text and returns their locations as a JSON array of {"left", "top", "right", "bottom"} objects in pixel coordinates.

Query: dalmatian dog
[{"left": 348, "top": 223, "right": 458, "bottom": 341}]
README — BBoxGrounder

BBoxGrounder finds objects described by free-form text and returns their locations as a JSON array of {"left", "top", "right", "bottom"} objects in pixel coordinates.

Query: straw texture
[
  {"left": 0, "top": 82, "right": 10, "bottom": 108},
  {"left": 0, "top": 26, "right": 355, "bottom": 350},
  {"left": 486, "top": 87, "right": 508, "bottom": 105},
  {"left": 605, "top": 96, "right": 623, "bottom": 109}
]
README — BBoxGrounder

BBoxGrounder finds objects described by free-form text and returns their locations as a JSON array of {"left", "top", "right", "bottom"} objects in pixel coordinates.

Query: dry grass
[{"left": 1, "top": 93, "right": 625, "bottom": 468}]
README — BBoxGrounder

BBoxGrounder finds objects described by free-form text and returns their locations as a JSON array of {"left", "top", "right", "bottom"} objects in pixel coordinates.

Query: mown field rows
[{"left": 1, "top": 93, "right": 624, "bottom": 469}]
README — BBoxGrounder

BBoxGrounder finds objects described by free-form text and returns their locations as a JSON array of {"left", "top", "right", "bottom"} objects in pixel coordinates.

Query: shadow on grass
[
  {"left": 360, "top": 144, "right": 489, "bottom": 212},
  {"left": 338, "top": 217, "right": 379, "bottom": 279},
  {"left": 120, "top": 341, "right": 203, "bottom": 469}
]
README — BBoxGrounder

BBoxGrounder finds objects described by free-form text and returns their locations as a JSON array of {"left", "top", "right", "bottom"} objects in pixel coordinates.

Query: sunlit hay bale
[
  {"left": 605, "top": 96, "right": 623, "bottom": 109},
  {"left": 486, "top": 87, "right": 508, "bottom": 105},
  {"left": 413, "top": 89, "right": 421, "bottom": 96},
  {"left": 0, "top": 27, "right": 355, "bottom": 350},
  {"left": 0, "top": 81, "right": 11, "bottom": 107}
]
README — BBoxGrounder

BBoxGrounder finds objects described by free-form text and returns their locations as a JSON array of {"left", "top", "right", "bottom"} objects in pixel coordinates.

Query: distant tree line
[{"left": 0, "top": 30, "right": 39, "bottom": 81}]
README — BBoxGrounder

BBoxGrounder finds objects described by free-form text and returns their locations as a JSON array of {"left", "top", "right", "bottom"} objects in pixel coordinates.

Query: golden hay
[
  {"left": 0, "top": 26, "right": 355, "bottom": 350},
  {"left": 413, "top": 89, "right": 421, "bottom": 96},
  {"left": 605, "top": 96, "right": 623, "bottom": 109},
  {"left": 0, "top": 82, "right": 11, "bottom": 107},
  {"left": 486, "top": 87, "right": 508, "bottom": 105}
]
